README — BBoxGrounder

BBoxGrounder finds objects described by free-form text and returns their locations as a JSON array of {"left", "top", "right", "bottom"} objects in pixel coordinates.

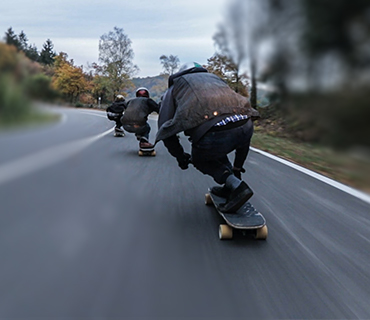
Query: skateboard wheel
[
  {"left": 219, "top": 224, "right": 233, "bottom": 240},
  {"left": 138, "top": 150, "right": 156, "bottom": 156},
  {"left": 254, "top": 225, "right": 268, "bottom": 240},
  {"left": 205, "top": 193, "right": 213, "bottom": 206}
]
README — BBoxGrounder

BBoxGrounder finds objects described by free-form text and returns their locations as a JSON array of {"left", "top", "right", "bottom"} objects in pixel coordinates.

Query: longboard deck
[
  {"left": 206, "top": 189, "right": 268, "bottom": 240},
  {"left": 208, "top": 191, "right": 266, "bottom": 229}
]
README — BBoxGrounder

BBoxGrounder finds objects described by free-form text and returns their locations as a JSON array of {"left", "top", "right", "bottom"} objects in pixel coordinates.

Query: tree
[
  {"left": 25, "top": 44, "right": 39, "bottom": 62},
  {"left": 17, "top": 30, "right": 39, "bottom": 62},
  {"left": 18, "top": 31, "right": 28, "bottom": 52},
  {"left": 52, "top": 52, "right": 90, "bottom": 103},
  {"left": 91, "top": 73, "right": 109, "bottom": 104},
  {"left": 159, "top": 54, "right": 180, "bottom": 75},
  {"left": 3, "top": 28, "right": 39, "bottom": 62},
  {"left": 209, "top": 18, "right": 249, "bottom": 96},
  {"left": 4, "top": 27, "right": 20, "bottom": 49},
  {"left": 98, "top": 27, "right": 138, "bottom": 99},
  {"left": 206, "top": 53, "right": 249, "bottom": 96},
  {"left": 39, "top": 39, "right": 56, "bottom": 65}
]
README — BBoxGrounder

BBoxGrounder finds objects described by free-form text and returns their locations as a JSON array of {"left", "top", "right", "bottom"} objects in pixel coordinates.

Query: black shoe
[
  {"left": 218, "top": 181, "right": 253, "bottom": 213},
  {"left": 210, "top": 185, "right": 231, "bottom": 198}
]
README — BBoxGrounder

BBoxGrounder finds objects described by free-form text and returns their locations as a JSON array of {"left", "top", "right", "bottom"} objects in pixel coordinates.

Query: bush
[
  {"left": 24, "top": 73, "right": 59, "bottom": 101},
  {"left": 0, "top": 74, "right": 32, "bottom": 126}
]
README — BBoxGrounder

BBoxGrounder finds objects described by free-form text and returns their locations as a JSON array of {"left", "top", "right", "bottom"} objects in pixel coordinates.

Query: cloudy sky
[{"left": 1, "top": 0, "right": 230, "bottom": 77}]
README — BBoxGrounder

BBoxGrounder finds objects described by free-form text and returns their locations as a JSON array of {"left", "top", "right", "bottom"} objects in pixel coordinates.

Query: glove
[
  {"left": 232, "top": 167, "right": 245, "bottom": 180},
  {"left": 177, "top": 153, "right": 191, "bottom": 170}
]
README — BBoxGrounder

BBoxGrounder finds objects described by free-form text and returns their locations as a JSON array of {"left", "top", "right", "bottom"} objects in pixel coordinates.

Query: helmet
[
  {"left": 115, "top": 94, "right": 125, "bottom": 102},
  {"left": 135, "top": 87, "right": 150, "bottom": 98},
  {"left": 168, "top": 62, "right": 206, "bottom": 87},
  {"left": 178, "top": 62, "right": 203, "bottom": 73}
]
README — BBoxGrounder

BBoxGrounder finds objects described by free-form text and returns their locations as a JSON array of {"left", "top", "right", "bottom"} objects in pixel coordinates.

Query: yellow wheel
[
  {"left": 151, "top": 150, "right": 156, "bottom": 156},
  {"left": 205, "top": 193, "right": 213, "bottom": 206},
  {"left": 138, "top": 150, "right": 144, "bottom": 156},
  {"left": 219, "top": 224, "right": 233, "bottom": 240},
  {"left": 255, "top": 225, "right": 268, "bottom": 240}
]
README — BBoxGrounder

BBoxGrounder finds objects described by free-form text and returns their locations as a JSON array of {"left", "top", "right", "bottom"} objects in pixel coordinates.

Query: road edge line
[{"left": 250, "top": 147, "right": 370, "bottom": 205}]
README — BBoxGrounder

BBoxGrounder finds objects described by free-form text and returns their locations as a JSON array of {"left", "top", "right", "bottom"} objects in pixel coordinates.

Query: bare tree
[
  {"left": 98, "top": 27, "right": 138, "bottom": 99},
  {"left": 159, "top": 54, "right": 180, "bottom": 75}
]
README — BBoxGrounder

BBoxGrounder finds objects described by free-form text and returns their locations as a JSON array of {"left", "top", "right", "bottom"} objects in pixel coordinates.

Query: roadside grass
[
  {"left": 251, "top": 130, "right": 370, "bottom": 193},
  {"left": 0, "top": 108, "right": 60, "bottom": 131}
]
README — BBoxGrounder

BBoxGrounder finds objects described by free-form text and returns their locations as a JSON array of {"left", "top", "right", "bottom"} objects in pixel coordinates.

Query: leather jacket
[
  {"left": 121, "top": 97, "right": 159, "bottom": 126},
  {"left": 156, "top": 68, "right": 259, "bottom": 143}
]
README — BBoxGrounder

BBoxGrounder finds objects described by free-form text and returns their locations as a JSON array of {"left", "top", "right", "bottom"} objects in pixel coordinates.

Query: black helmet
[{"left": 135, "top": 87, "right": 150, "bottom": 98}]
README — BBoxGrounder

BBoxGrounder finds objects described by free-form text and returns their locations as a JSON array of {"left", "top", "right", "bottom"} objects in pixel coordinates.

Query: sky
[{"left": 1, "top": 0, "right": 230, "bottom": 77}]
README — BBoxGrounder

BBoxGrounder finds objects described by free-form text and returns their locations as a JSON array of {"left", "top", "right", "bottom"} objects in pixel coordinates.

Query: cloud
[{"left": 1, "top": 0, "right": 229, "bottom": 76}]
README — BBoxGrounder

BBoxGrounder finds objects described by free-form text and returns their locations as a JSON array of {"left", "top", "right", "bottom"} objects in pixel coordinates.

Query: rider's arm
[{"left": 163, "top": 135, "right": 184, "bottom": 159}]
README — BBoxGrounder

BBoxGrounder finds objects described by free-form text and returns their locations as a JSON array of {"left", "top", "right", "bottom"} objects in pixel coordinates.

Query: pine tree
[
  {"left": 4, "top": 27, "right": 20, "bottom": 49},
  {"left": 39, "top": 39, "right": 56, "bottom": 65}
]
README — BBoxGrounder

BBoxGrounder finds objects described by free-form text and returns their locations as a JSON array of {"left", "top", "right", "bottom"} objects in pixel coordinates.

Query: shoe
[
  {"left": 210, "top": 185, "right": 231, "bottom": 198},
  {"left": 139, "top": 138, "right": 154, "bottom": 150},
  {"left": 114, "top": 127, "right": 125, "bottom": 137},
  {"left": 218, "top": 181, "right": 253, "bottom": 213}
]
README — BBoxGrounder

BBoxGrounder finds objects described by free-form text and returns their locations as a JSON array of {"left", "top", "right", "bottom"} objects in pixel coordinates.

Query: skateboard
[
  {"left": 114, "top": 129, "right": 125, "bottom": 137},
  {"left": 205, "top": 189, "right": 268, "bottom": 240},
  {"left": 138, "top": 148, "right": 156, "bottom": 156}
]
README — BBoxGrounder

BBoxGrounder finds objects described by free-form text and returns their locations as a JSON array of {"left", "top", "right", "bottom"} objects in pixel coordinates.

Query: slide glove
[
  {"left": 177, "top": 153, "right": 191, "bottom": 170},
  {"left": 232, "top": 167, "right": 245, "bottom": 180}
]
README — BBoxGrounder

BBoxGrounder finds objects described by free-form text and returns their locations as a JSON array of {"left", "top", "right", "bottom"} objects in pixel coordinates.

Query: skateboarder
[
  {"left": 106, "top": 94, "right": 126, "bottom": 137},
  {"left": 120, "top": 87, "right": 159, "bottom": 150},
  {"left": 156, "top": 62, "right": 260, "bottom": 213}
]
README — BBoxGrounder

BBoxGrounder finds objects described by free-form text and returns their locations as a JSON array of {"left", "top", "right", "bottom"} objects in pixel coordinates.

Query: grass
[
  {"left": 0, "top": 107, "right": 60, "bottom": 130},
  {"left": 251, "top": 130, "right": 370, "bottom": 193}
]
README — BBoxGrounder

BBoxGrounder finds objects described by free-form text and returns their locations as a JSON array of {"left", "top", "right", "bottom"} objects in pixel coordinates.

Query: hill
[{"left": 126, "top": 74, "right": 169, "bottom": 102}]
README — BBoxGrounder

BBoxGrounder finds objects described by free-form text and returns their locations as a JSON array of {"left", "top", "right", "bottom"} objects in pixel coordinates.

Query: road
[{"left": 0, "top": 106, "right": 370, "bottom": 319}]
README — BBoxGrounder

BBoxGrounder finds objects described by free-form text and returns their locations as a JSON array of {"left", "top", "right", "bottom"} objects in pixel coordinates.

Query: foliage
[
  {"left": 52, "top": 52, "right": 90, "bottom": 103},
  {"left": 97, "top": 27, "right": 138, "bottom": 100},
  {"left": 217, "top": 0, "right": 370, "bottom": 149},
  {"left": 90, "top": 73, "right": 110, "bottom": 104},
  {"left": 127, "top": 75, "right": 168, "bottom": 102},
  {"left": 4, "top": 27, "right": 20, "bottom": 48},
  {"left": 159, "top": 54, "right": 180, "bottom": 75},
  {"left": 39, "top": 39, "right": 56, "bottom": 66},
  {"left": 206, "top": 53, "right": 249, "bottom": 96},
  {"left": 0, "top": 74, "right": 31, "bottom": 126},
  {"left": 0, "top": 42, "right": 18, "bottom": 72},
  {"left": 0, "top": 42, "right": 41, "bottom": 126},
  {"left": 4, "top": 27, "right": 40, "bottom": 62},
  {"left": 24, "top": 73, "right": 58, "bottom": 101},
  {"left": 209, "top": 20, "right": 249, "bottom": 97}
]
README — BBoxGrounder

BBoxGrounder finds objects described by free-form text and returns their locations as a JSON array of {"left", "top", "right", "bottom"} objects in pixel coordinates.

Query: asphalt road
[{"left": 0, "top": 106, "right": 369, "bottom": 319}]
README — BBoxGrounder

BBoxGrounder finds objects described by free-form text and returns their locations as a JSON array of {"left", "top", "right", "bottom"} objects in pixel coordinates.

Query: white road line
[
  {"left": 251, "top": 147, "right": 370, "bottom": 205},
  {"left": 0, "top": 126, "right": 114, "bottom": 186},
  {"left": 76, "top": 110, "right": 107, "bottom": 118}
]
